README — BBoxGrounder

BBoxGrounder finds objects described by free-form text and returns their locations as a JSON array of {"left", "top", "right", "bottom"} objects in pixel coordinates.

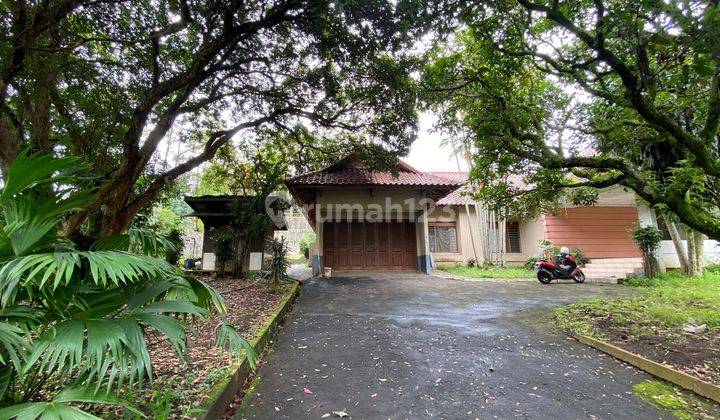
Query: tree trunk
[
  {"left": 234, "top": 237, "right": 250, "bottom": 278},
  {"left": 663, "top": 215, "right": 689, "bottom": 274},
  {"left": 694, "top": 230, "right": 705, "bottom": 276},
  {"left": 686, "top": 227, "right": 701, "bottom": 277}
]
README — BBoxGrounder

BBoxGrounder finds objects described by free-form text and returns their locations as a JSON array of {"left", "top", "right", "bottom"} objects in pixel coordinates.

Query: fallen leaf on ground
[{"left": 304, "top": 387, "right": 313, "bottom": 394}]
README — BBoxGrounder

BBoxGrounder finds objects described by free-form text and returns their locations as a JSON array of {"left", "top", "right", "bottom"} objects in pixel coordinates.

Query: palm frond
[
  {"left": 0, "top": 251, "right": 177, "bottom": 307},
  {"left": 0, "top": 321, "right": 26, "bottom": 372},
  {"left": 0, "top": 305, "right": 43, "bottom": 331},
  {"left": 0, "top": 150, "right": 84, "bottom": 203},
  {"left": 0, "top": 384, "right": 143, "bottom": 419},
  {"left": 92, "top": 228, "right": 178, "bottom": 257},
  {"left": 165, "top": 275, "right": 227, "bottom": 314},
  {"left": 216, "top": 322, "right": 257, "bottom": 368},
  {"left": 134, "top": 313, "right": 187, "bottom": 360}
]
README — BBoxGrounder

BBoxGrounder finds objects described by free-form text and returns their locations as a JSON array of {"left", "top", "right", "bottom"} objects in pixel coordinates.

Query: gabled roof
[
  {"left": 286, "top": 168, "right": 463, "bottom": 187},
  {"left": 285, "top": 154, "right": 464, "bottom": 188}
]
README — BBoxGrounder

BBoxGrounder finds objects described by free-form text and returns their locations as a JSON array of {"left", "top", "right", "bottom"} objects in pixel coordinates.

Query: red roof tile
[
  {"left": 286, "top": 168, "right": 464, "bottom": 187},
  {"left": 437, "top": 186, "right": 475, "bottom": 205},
  {"left": 427, "top": 172, "right": 469, "bottom": 184}
]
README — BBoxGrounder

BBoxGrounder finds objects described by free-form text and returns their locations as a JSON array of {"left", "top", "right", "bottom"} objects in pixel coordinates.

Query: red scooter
[{"left": 534, "top": 253, "right": 586, "bottom": 284}]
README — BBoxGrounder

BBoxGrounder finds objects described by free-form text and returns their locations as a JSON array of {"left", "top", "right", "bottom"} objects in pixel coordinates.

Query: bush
[
  {"left": 165, "top": 228, "right": 184, "bottom": 266},
  {"left": 524, "top": 255, "right": 541, "bottom": 270},
  {"left": 298, "top": 230, "right": 316, "bottom": 259},
  {"left": 571, "top": 248, "right": 589, "bottom": 266},
  {"left": 632, "top": 225, "right": 663, "bottom": 278},
  {"left": 211, "top": 228, "right": 235, "bottom": 275},
  {"left": 0, "top": 151, "right": 255, "bottom": 417},
  {"left": 267, "top": 237, "right": 290, "bottom": 290},
  {"left": 524, "top": 246, "right": 588, "bottom": 269}
]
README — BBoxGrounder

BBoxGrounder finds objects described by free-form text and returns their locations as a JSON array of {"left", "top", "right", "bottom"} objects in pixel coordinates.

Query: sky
[{"left": 405, "top": 111, "right": 469, "bottom": 172}]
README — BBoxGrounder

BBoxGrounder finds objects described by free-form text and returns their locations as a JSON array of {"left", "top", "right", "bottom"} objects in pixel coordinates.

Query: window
[
  {"left": 429, "top": 223, "right": 458, "bottom": 253},
  {"left": 505, "top": 222, "right": 521, "bottom": 253}
]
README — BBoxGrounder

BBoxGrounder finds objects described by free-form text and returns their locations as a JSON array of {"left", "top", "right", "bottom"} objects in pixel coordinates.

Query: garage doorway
[{"left": 323, "top": 221, "right": 417, "bottom": 270}]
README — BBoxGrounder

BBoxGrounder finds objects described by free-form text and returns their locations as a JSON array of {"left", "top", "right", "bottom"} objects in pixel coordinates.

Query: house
[
  {"left": 184, "top": 195, "right": 287, "bottom": 272},
  {"left": 285, "top": 154, "right": 719, "bottom": 278}
]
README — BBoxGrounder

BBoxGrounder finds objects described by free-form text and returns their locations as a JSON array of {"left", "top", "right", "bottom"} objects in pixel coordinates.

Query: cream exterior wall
[
  {"left": 518, "top": 217, "right": 546, "bottom": 260},
  {"left": 427, "top": 205, "right": 483, "bottom": 265}
]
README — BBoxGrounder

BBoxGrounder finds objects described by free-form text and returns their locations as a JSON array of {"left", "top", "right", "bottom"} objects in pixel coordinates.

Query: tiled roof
[
  {"left": 286, "top": 168, "right": 464, "bottom": 187},
  {"left": 434, "top": 173, "right": 530, "bottom": 205},
  {"left": 427, "top": 172, "right": 469, "bottom": 183},
  {"left": 437, "top": 186, "right": 476, "bottom": 205}
]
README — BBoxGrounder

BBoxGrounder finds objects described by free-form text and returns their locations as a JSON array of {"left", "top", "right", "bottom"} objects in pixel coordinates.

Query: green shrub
[
  {"left": 524, "top": 255, "right": 540, "bottom": 270},
  {"left": 571, "top": 248, "right": 589, "bottom": 265},
  {"left": 524, "top": 247, "right": 588, "bottom": 270},
  {"left": 267, "top": 237, "right": 290, "bottom": 290},
  {"left": 0, "top": 151, "right": 255, "bottom": 417},
  {"left": 211, "top": 228, "right": 235, "bottom": 275},
  {"left": 165, "top": 228, "right": 184, "bottom": 266},
  {"left": 632, "top": 225, "right": 663, "bottom": 278},
  {"left": 298, "top": 231, "right": 316, "bottom": 259}
]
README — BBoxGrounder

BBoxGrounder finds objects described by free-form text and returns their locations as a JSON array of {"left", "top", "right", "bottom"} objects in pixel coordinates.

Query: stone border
[
  {"left": 200, "top": 280, "right": 301, "bottom": 419},
  {"left": 575, "top": 334, "right": 720, "bottom": 403}
]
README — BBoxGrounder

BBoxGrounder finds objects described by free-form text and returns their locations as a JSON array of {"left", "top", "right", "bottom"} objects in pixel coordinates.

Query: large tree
[
  {"left": 424, "top": 0, "right": 720, "bottom": 240},
  {"left": 0, "top": 0, "right": 430, "bottom": 241}
]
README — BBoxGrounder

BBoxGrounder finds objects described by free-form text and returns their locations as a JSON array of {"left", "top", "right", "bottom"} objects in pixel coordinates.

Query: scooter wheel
[
  {"left": 573, "top": 270, "right": 586, "bottom": 283},
  {"left": 537, "top": 272, "right": 553, "bottom": 284}
]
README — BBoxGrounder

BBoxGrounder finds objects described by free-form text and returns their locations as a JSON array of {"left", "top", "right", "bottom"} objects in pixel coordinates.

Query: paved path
[{"left": 237, "top": 273, "right": 665, "bottom": 419}]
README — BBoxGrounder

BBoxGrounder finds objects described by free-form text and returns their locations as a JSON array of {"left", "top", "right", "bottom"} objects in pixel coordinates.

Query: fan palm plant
[
  {"left": 266, "top": 237, "right": 290, "bottom": 291},
  {"left": 0, "top": 151, "right": 255, "bottom": 418}
]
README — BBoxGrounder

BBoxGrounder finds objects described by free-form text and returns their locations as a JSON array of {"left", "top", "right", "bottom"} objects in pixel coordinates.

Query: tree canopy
[
  {"left": 424, "top": 0, "right": 720, "bottom": 239},
  {"left": 0, "top": 0, "right": 438, "bottom": 240}
]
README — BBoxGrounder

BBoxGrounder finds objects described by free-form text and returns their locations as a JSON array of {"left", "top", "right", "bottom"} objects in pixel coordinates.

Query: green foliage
[
  {"left": 200, "top": 144, "right": 292, "bottom": 275},
  {"left": 632, "top": 226, "right": 664, "bottom": 254},
  {"left": 0, "top": 152, "right": 254, "bottom": 417},
  {"left": 524, "top": 242, "right": 588, "bottom": 269},
  {"left": 266, "top": 237, "right": 290, "bottom": 290},
  {"left": 632, "top": 226, "right": 663, "bottom": 277},
  {"left": 298, "top": 231, "right": 317, "bottom": 259},
  {"left": 423, "top": 1, "right": 720, "bottom": 239},
  {"left": 0, "top": 0, "right": 428, "bottom": 238},
  {"left": 211, "top": 228, "right": 235, "bottom": 274},
  {"left": 555, "top": 270, "right": 720, "bottom": 338},
  {"left": 569, "top": 187, "right": 599, "bottom": 207},
  {"left": 633, "top": 380, "right": 720, "bottom": 420},
  {"left": 164, "top": 229, "right": 184, "bottom": 266},
  {"left": 570, "top": 248, "right": 589, "bottom": 266},
  {"left": 439, "top": 265, "right": 533, "bottom": 279}
]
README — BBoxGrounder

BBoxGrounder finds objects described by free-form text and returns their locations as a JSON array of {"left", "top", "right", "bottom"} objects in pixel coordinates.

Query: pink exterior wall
[{"left": 543, "top": 206, "right": 642, "bottom": 258}]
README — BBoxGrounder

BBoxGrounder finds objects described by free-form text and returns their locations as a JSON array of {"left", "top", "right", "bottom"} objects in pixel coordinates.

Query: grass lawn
[
  {"left": 438, "top": 265, "right": 534, "bottom": 279},
  {"left": 555, "top": 269, "right": 720, "bottom": 418}
]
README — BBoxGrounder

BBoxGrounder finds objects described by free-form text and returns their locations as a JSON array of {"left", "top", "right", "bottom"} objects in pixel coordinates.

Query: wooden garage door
[
  {"left": 544, "top": 207, "right": 642, "bottom": 258},
  {"left": 324, "top": 221, "right": 417, "bottom": 270}
]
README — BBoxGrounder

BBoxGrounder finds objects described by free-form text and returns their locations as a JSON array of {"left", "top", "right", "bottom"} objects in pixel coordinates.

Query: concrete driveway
[{"left": 237, "top": 272, "right": 665, "bottom": 419}]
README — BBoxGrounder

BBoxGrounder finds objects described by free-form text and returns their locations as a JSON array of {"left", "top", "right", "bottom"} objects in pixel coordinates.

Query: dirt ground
[
  {"left": 102, "top": 276, "right": 288, "bottom": 418},
  {"left": 596, "top": 319, "right": 720, "bottom": 385}
]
